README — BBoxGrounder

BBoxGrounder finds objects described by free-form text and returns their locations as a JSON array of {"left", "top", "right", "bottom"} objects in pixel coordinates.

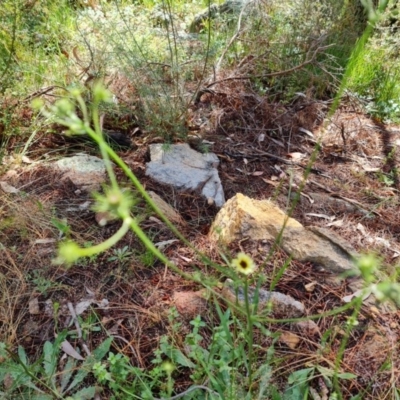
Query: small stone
[
  {"left": 148, "top": 191, "right": 186, "bottom": 226},
  {"left": 55, "top": 153, "right": 109, "bottom": 191},
  {"left": 294, "top": 320, "right": 321, "bottom": 336},
  {"left": 172, "top": 290, "right": 208, "bottom": 318},
  {"left": 222, "top": 279, "right": 305, "bottom": 319},
  {"left": 146, "top": 144, "right": 225, "bottom": 207},
  {"left": 28, "top": 298, "right": 40, "bottom": 315}
]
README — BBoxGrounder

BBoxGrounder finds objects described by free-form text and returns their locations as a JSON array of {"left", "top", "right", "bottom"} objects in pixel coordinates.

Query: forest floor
[{"left": 1, "top": 81, "right": 400, "bottom": 398}]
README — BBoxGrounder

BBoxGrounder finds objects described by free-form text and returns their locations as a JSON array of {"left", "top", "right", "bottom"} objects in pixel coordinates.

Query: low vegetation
[{"left": 1, "top": 0, "right": 400, "bottom": 399}]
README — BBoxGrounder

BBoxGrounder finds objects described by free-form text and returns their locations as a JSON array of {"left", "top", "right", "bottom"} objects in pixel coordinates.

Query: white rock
[{"left": 146, "top": 144, "right": 225, "bottom": 207}]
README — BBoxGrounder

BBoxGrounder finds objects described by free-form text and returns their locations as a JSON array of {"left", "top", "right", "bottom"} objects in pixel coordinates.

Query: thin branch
[{"left": 206, "top": 44, "right": 334, "bottom": 88}]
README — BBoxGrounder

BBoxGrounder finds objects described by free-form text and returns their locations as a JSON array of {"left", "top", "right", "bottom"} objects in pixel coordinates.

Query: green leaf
[
  {"left": 32, "top": 394, "right": 55, "bottom": 400},
  {"left": 43, "top": 341, "right": 57, "bottom": 385},
  {"left": 160, "top": 340, "right": 196, "bottom": 368},
  {"left": 60, "top": 356, "right": 77, "bottom": 393},
  {"left": 66, "top": 337, "right": 113, "bottom": 393},
  {"left": 169, "top": 348, "right": 196, "bottom": 369},
  {"left": 90, "top": 337, "right": 113, "bottom": 363},
  {"left": 316, "top": 365, "right": 356, "bottom": 380},
  {"left": 287, "top": 367, "right": 314, "bottom": 384},
  {"left": 336, "top": 372, "right": 357, "bottom": 380},
  {"left": 71, "top": 385, "right": 97, "bottom": 400},
  {"left": 18, "top": 345, "right": 28, "bottom": 366}
]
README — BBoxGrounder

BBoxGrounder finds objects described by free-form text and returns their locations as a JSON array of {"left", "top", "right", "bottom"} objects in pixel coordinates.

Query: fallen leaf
[
  {"left": 21, "top": 155, "right": 33, "bottom": 164},
  {"left": 342, "top": 288, "right": 372, "bottom": 303},
  {"left": 61, "top": 340, "right": 85, "bottom": 360},
  {"left": 75, "top": 299, "right": 94, "bottom": 315},
  {"left": 251, "top": 171, "right": 264, "bottom": 176},
  {"left": 305, "top": 213, "right": 334, "bottom": 221},
  {"left": 177, "top": 254, "right": 193, "bottom": 263},
  {"left": 356, "top": 223, "right": 367, "bottom": 236},
  {"left": 280, "top": 331, "right": 300, "bottom": 349},
  {"left": 0, "top": 181, "right": 20, "bottom": 194},
  {"left": 155, "top": 239, "right": 178, "bottom": 250},
  {"left": 258, "top": 133, "right": 265, "bottom": 142},
  {"left": 327, "top": 219, "right": 344, "bottom": 227},
  {"left": 362, "top": 165, "right": 380, "bottom": 172},
  {"left": 34, "top": 238, "right": 56, "bottom": 244},
  {"left": 287, "top": 152, "right": 306, "bottom": 161},
  {"left": 304, "top": 281, "right": 317, "bottom": 292},
  {"left": 298, "top": 127, "right": 315, "bottom": 138},
  {"left": 271, "top": 138, "right": 285, "bottom": 148}
]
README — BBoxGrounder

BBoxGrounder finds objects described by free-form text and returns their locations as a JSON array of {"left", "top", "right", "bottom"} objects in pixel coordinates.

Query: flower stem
[{"left": 244, "top": 278, "right": 254, "bottom": 390}]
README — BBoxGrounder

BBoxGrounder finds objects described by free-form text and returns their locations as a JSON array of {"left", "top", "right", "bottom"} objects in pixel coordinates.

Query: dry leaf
[
  {"left": 362, "top": 165, "right": 380, "bottom": 172},
  {"left": 0, "top": 181, "right": 20, "bottom": 194},
  {"left": 75, "top": 299, "right": 94, "bottom": 315},
  {"left": 21, "top": 155, "right": 33, "bottom": 164},
  {"left": 327, "top": 219, "right": 344, "bottom": 227},
  {"left": 356, "top": 223, "right": 367, "bottom": 236},
  {"left": 306, "top": 213, "right": 334, "bottom": 220},
  {"left": 155, "top": 239, "right": 178, "bottom": 250},
  {"left": 298, "top": 127, "right": 315, "bottom": 138},
  {"left": 251, "top": 171, "right": 264, "bottom": 176},
  {"left": 61, "top": 340, "right": 85, "bottom": 360},
  {"left": 34, "top": 238, "right": 56, "bottom": 244},
  {"left": 342, "top": 288, "right": 372, "bottom": 303},
  {"left": 280, "top": 331, "right": 300, "bottom": 349},
  {"left": 304, "top": 281, "right": 317, "bottom": 292},
  {"left": 287, "top": 152, "right": 306, "bottom": 161}
]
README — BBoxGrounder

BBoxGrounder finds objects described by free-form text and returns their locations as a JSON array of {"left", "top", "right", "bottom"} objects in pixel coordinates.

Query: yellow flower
[{"left": 231, "top": 252, "right": 256, "bottom": 275}]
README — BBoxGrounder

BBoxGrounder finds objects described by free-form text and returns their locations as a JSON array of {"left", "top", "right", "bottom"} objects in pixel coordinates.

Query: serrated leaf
[
  {"left": 160, "top": 340, "right": 195, "bottom": 368},
  {"left": 60, "top": 356, "right": 77, "bottom": 393},
  {"left": 169, "top": 349, "right": 196, "bottom": 368},
  {"left": 89, "top": 337, "right": 113, "bottom": 363},
  {"left": 18, "top": 346, "right": 28, "bottom": 366},
  {"left": 71, "top": 385, "right": 97, "bottom": 399},
  {"left": 43, "top": 341, "right": 57, "bottom": 384}
]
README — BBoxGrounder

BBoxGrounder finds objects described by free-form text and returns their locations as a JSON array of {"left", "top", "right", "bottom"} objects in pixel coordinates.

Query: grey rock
[
  {"left": 222, "top": 279, "right": 305, "bottom": 318},
  {"left": 146, "top": 143, "right": 225, "bottom": 207},
  {"left": 55, "top": 153, "right": 109, "bottom": 191}
]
